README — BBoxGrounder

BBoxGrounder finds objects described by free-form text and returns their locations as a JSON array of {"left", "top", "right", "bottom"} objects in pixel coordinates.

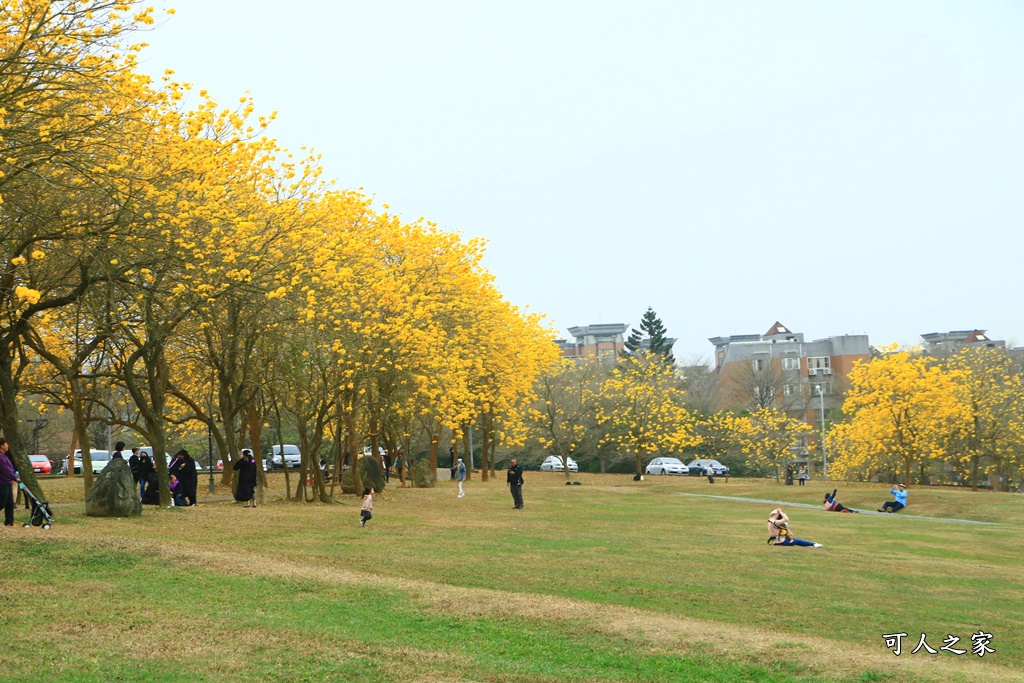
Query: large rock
[
  {"left": 359, "top": 455, "right": 386, "bottom": 493},
  {"left": 340, "top": 456, "right": 388, "bottom": 494},
  {"left": 86, "top": 458, "right": 142, "bottom": 517},
  {"left": 411, "top": 453, "right": 436, "bottom": 488}
]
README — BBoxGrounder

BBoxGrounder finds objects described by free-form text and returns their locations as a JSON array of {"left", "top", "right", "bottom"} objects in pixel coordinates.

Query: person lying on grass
[
  {"left": 767, "top": 508, "right": 822, "bottom": 547},
  {"left": 823, "top": 488, "right": 859, "bottom": 513}
]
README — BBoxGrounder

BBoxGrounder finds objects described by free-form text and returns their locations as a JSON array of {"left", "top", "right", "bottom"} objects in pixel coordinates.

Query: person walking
[
  {"left": 705, "top": 463, "right": 715, "bottom": 484},
  {"left": 170, "top": 449, "right": 198, "bottom": 506},
  {"left": 455, "top": 458, "right": 467, "bottom": 498},
  {"left": 0, "top": 438, "right": 21, "bottom": 527},
  {"left": 360, "top": 487, "right": 374, "bottom": 527},
  {"left": 507, "top": 458, "right": 524, "bottom": 509},
  {"left": 797, "top": 467, "right": 808, "bottom": 486},
  {"left": 138, "top": 452, "right": 154, "bottom": 502},
  {"left": 382, "top": 451, "right": 392, "bottom": 483},
  {"left": 393, "top": 451, "right": 405, "bottom": 487},
  {"left": 128, "top": 447, "right": 142, "bottom": 498},
  {"left": 879, "top": 484, "right": 908, "bottom": 513},
  {"left": 233, "top": 449, "right": 258, "bottom": 507}
]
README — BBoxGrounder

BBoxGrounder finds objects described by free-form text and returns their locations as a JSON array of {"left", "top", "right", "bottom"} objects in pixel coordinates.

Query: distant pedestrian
[
  {"left": 507, "top": 458, "right": 524, "bottom": 509},
  {"left": 879, "top": 484, "right": 908, "bottom": 513},
  {"left": 360, "top": 487, "right": 374, "bottom": 527},
  {"left": 393, "top": 451, "right": 405, "bottom": 486},
  {"left": 705, "top": 463, "right": 715, "bottom": 484},
  {"left": 138, "top": 453, "right": 154, "bottom": 502},
  {"left": 798, "top": 468, "right": 807, "bottom": 486},
  {"left": 233, "top": 449, "right": 257, "bottom": 507},
  {"left": 383, "top": 452, "right": 392, "bottom": 483},
  {"left": 0, "top": 438, "right": 21, "bottom": 527},
  {"left": 170, "top": 449, "right": 198, "bottom": 506},
  {"left": 456, "top": 458, "right": 466, "bottom": 498},
  {"left": 128, "top": 447, "right": 142, "bottom": 498}
]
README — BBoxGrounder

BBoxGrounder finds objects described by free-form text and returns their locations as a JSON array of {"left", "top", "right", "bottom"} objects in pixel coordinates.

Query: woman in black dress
[{"left": 233, "top": 449, "right": 257, "bottom": 507}]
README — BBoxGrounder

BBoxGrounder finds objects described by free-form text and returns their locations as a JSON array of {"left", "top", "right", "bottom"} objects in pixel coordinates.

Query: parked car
[
  {"left": 28, "top": 455, "right": 52, "bottom": 474},
  {"left": 540, "top": 455, "right": 578, "bottom": 472},
  {"left": 60, "top": 449, "right": 111, "bottom": 475},
  {"left": 645, "top": 457, "right": 688, "bottom": 475},
  {"left": 687, "top": 459, "right": 730, "bottom": 477},
  {"left": 266, "top": 444, "right": 302, "bottom": 471}
]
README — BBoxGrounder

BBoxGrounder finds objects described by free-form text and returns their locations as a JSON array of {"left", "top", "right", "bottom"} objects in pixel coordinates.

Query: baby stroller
[{"left": 18, "top": 483, "right": 53, "bottom": 530}]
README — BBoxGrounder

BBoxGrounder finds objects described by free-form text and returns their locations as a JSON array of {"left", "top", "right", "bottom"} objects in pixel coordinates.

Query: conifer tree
[{"left": 623, "top": 308, "right": 675, "bottom": 363}]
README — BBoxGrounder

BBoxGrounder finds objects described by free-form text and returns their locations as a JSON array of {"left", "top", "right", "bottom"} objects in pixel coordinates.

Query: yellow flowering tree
[
  {"left": 730, "top": 408, "right": 811, "bottom": 481},
  {"left": 828, "top": 346, "right": 967, "bottom": 485},
  {"left": 596, "top": 353, "right": 698, "bottom": 477}
]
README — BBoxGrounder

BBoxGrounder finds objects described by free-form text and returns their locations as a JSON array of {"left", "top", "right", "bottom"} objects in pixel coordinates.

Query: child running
[{"left": 360, "top": 487, "right": 374, "bottom": 527}]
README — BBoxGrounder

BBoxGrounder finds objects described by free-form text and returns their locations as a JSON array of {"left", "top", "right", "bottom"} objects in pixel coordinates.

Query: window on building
[
  {"left": 810, "top": 382, "right": 832, "bottom": 396},
  {"left": 784, "top": 383, "right": 799, "bottom": 397},
  {"left": 753, "top": 386, "right": 776, "bottom": 403},
  {"left": 782, "top": 357, "right": 800, "bottom": 371},
  {"left": 752, "top": 358, "right": 768, "bottom": 372},
  {"left": 807, "top": 356, "right": 831, "bottom": 370}
]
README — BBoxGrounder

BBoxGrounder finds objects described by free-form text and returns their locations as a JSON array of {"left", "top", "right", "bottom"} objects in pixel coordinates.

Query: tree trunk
[{"left": 462, "top": 424, "right": 471, "bottom": 481}]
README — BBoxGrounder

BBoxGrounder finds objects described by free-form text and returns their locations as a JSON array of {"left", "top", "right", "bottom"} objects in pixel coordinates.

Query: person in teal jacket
[{"left": 879, "top": 484, "right": 907, "bottom": 513}]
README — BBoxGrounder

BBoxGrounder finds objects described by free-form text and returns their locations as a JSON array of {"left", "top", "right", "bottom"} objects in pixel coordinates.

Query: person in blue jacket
[{"left": 879, "top": 484, "right": 908, "bottom": 513}]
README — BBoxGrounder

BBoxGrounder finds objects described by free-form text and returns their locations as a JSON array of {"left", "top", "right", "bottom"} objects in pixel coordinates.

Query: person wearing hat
[
  {"left": 455, "top": 458, "right": 467, "bottom": 498},
  {"left": 879, "top": 484, "right": 908, "bottom": 513},
  {"left": 233, "top": 449, "right": 258, "bottom": 507}
]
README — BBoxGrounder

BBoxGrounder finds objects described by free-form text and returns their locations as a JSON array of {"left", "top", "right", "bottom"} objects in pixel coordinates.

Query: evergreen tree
[{"left": 623, "top": 307, "right": 675, "bottom": 363}]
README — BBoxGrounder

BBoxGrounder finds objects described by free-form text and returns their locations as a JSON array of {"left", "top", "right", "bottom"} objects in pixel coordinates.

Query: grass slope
[{"left": 0, "top": 473, "right": 1020, "bottom": 682}]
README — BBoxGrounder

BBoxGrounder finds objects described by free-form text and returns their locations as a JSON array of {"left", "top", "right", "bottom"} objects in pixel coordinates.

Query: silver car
[
  {"left": 540, "top": 455, "right": 578, "bottom": 472},
  {"left": 645, "top": 457, "right": 688, "bottom": 475}
]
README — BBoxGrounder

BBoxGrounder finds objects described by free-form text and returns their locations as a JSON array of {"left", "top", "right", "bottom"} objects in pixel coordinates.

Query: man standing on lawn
[{"left": 507, "top": 458, "right": 524, "bottom": 509}]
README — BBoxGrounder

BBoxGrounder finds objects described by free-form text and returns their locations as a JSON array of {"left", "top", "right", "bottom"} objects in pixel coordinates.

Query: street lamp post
[
  {"left": 816, "top": 385, "right": 827, "bottom": 478},
  {"left": 207, "top": 418, "right": 216, "bottom": 494}
]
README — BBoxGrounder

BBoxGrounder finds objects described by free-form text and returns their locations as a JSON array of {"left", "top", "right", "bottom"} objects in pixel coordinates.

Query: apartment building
[{"left": 710, "top": 322, "right": 871, "bottom": 458}]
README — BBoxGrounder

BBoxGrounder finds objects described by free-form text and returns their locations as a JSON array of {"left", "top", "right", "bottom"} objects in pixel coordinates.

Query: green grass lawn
[{"left": 0, "top": 474, "right": 1020, "bottom": 682}]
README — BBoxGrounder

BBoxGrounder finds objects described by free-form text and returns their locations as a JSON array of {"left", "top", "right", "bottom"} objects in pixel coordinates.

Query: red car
[{"left": 28, "top": 455, "right": 52, "bottom": 474}]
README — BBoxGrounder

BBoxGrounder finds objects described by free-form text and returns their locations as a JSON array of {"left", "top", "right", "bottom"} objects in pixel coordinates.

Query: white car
[
  {"left": 540, "top": 455, "right": 578, "bottom": 472},
  {"left": 645, "top": 457, "right": 688, "bottom": 475},
  {"left": 63, "top": 449, "right": 110, "bottom": 475},
  {"left": 266, "top": 444, "right": 302, "bottom": 470}
]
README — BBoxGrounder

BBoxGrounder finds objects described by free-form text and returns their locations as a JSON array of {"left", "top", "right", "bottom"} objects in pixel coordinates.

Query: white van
[{"left": 266, "top": 444, "right": 302, "bottom": 470}]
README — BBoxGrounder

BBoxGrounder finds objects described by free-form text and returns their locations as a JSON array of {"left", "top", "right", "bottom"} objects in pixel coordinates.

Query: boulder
[
  {"left": 86, "top": 458, "right": 142, "bottom": 517},
  {"left": 359, "top": 455, "right": 386, "bottom": 493},
  {"left": 411, "top": 454, "right": 436, "bottom": 488}
]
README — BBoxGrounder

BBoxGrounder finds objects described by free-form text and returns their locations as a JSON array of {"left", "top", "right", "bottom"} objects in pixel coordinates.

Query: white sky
[{"left": 139, "top": 1, "right": 1024, "bottom": 360}]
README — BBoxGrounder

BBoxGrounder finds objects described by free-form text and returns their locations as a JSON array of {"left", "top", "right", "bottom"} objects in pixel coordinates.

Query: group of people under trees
[
  {"left": 112, "top": 442, "right": 200, "bottom": 507},
  {"left": 768, "top": 485, "right": 910, "bottom": 548}
]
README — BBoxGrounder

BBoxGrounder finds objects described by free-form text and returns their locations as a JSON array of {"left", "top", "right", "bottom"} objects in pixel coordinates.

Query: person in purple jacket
[{"left": 0, "top": 437, "right": 22, "bottom": 527}]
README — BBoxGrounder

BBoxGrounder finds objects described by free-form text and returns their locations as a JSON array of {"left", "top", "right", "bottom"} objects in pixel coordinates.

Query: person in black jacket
[
  {"left": 233, "top": 450, "right": 257, "bottom": 507},
  {"left": 170, "top": 449, "right": 198, "bottom": 506},
  {"left": 128, "top": 447, "right": 141, "bottom": 498},
  {"left": 507, "top": 458, "right": 524, "bottom": 509},
  {"left": 137, "top": 453, "right": 155, "bottom": 502}
]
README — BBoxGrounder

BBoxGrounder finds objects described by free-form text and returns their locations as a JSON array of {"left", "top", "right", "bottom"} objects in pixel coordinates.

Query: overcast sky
[{"left": 139, "top": 1, "right": 1024, "bottom": 361}]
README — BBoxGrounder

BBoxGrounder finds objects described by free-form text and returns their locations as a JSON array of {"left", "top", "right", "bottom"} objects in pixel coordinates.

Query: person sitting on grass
[
  {"left": 169, "top": 475, "right": 186, "bottom": 507},
  {"left": 879, "top": 484, "right": 908, "bottom": 513},
  {"left": 767, "top": 508, "right": 822, "bottom": 547},
  {"left": 824, "top": 488, "right": 859, "bottom": 513}
]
